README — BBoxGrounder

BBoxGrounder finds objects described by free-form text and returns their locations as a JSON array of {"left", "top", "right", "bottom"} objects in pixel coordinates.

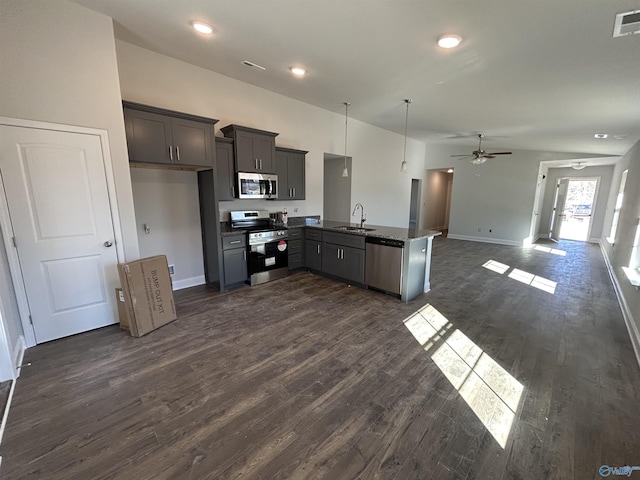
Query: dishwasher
[{"left": 365, "top": 237, "right": 404, "bottom": 296}]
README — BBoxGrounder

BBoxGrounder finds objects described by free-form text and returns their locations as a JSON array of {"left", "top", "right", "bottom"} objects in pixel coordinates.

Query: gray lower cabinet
[
  {"left": 287, "top": 227, "right": 304, "bottom": 270},
  {"left": 305, "top": 229, "right": 322, "bottom": 271},
  {"left": 216, "top": 137, "right": 236, "bottom": 201},
  {"left": 222, "top": 234, "right": 247, "bottom": 287},
  {"left": 275, "top": 147, "right": 307, "bottom": 200},
  {"left": 320, "top": 231, "right": 365, "bottom": 284}
]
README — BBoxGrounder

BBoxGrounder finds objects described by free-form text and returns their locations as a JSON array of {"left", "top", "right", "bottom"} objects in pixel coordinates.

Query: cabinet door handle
[
  {"left": 243, "top": 250, "right": 246, "bottom": 261},
  {"left": 259, "top": 158, "right": 263, "bottom": 170},
  {"left": 293, "top": 188, "right": 296, "bottom": 197},
  {"left": 255, "top": 158, "right": 258, "bottom": 169},
  {"left": 337, "top": 248, "right": 340, "bottom": 259},
  {"left": 169, "top": 145, "right": 173, "bottom": 161},
  {"left": 317, "top": 244, "right": 320, "bottom": 255},
  {"left": 229, "top": 240, "right": 241, "bottom": 244},
  {"left": 176, "top": 146, "right": 180, "bottom": 162},
  {"left": 341, "top": 249, "right": 344, "bottom": 260}
]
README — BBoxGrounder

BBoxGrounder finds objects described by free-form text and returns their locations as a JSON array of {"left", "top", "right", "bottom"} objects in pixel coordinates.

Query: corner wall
[{"left": 601, "top": 138, "right": 640, "bottom": 365}]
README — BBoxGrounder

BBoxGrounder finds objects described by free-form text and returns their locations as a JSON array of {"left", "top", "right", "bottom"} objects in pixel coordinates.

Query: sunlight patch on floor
[
  {"left": 482, "top": 260, "right": 510, "bottom": 274},
  {"left": 508, "top": 268, "right": 557, "bottom": 294},
  {"left": 533, "top": 245, "right": 567, "bottom": 256},
  {"left": 403, "top": 304, "right": 524, "bottom": 449}
]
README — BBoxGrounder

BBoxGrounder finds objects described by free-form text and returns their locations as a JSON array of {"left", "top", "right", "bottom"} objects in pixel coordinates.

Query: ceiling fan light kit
[
  {"left": 571, "top": 162, "right": 587, "bottom": 170},
  {"left": 450, "top": 133, "right": 513, "bottom": 164}
]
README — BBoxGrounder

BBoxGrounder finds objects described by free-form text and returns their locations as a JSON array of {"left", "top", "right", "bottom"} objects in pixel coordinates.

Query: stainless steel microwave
[{"left": 237, "top": 172, "right": 278, "bottom": 199}]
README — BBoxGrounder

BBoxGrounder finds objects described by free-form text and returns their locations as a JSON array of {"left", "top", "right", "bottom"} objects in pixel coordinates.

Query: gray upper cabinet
[
  {"left": 123, "top": 101, "right": 217, "bottom": 169},
  {"left": 220, "top": 124, "right": 278, "bottom": 173},
  {"left": 216, "top": 137, "right": 235, "bottom": 201},
  {"left": 275, "top": 147, "right": 307, "bottom": 200}
]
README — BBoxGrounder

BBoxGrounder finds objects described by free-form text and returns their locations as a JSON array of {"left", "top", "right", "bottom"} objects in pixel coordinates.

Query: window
[{"left": 608, "top": 169, "right": 628, "bottom": 244}]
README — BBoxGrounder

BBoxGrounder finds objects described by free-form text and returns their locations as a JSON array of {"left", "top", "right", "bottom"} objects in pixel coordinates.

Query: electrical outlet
[
  {"left": 168, "top": 264, "right": 175, "bottom": 275},
  {"left": 478, "top": 228, "right": 481, "bottom": 232}
]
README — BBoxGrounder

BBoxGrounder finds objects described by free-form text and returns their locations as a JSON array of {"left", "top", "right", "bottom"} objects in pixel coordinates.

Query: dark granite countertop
[
  {"left": 306, "top": 220, "right": 441, "bottom": 243},
  {"left": 219, "top": 216, "right": 439, "bottom": 242}
]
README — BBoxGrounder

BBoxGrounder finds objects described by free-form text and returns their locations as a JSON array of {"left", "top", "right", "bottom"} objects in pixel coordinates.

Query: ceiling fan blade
[
  {"left": 483, "top": 155, "right": 496, "bottom": 159},
  {"left": 486, "top": 151, "right": 512, "bottom": 155},
  {"left": 455, "top": 156, "right": 475, "bottom": 160},
  {"left": 450, "top": 154, "right": 474, "bottom": 157}
]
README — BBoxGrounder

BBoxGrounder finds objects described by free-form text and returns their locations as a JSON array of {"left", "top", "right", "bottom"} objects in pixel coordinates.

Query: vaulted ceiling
[{"left": 74, "top": 0, "right": 640, "bottom": 157}]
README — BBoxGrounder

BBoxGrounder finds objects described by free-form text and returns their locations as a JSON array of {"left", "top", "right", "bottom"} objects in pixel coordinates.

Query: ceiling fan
[{"left": 450, "top": 134, "right": 512, "bottom": 164}]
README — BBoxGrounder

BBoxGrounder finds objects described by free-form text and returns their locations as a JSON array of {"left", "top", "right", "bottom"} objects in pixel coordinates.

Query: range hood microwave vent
[{"left": 613, "top": 10, "right": 640, "bottom": 37}]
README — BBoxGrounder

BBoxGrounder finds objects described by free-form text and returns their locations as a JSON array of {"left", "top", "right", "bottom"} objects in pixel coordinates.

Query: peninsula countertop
[{"left": 305, "top": 220, "right": 442, "bottom": 243}]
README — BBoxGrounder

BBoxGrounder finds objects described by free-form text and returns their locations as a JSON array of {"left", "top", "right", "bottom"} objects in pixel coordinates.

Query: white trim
[
  {"left": 446, "top": 234, "right": 521, "bottom": 247},
  {"left": 588, "top": 237, "right": 601, "bottom": 244},
  {"left": 538, "top": 233, "right": 549, "bottom": 239},
  {"left": 0, "top": 118, "right": 125, "bottom": 347},
  {"left": 172, "top": 275, "right": 206, "bottom": 291},
  {"left": 12, "top": 335, "right": 24, "bottom": 378},
  {"left": 0, "top": 171, "right": 36, "bottom": 347},
  {"left": 0, "top": 378, "right": 17, "bottom": 445},
  {"left": 600, "top": 242, "right": 640, "bottom": 369}
]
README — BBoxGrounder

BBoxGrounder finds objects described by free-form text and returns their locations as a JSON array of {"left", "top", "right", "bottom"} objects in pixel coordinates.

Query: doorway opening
[
  {"left": 408, "top": 179, "right": 422, "bottom": 230},
  {"left": 423, "top": 168, "right": 454, "bottom": 236},
  {"left": 323, "top": 153, "right": 352, "bottom": 223},
  {"left": 550, "top": 178, "right": 598, "bottom": 242}
]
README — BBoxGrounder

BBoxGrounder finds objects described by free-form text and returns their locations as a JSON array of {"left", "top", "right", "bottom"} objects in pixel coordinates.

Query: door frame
[{"left": 0, "top": 117, "right": 125, "bottom": 347}]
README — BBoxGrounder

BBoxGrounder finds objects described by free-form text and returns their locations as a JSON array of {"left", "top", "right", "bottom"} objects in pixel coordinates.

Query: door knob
[{"left": 104, "top": 241, "right": 113, "bottom": 247}]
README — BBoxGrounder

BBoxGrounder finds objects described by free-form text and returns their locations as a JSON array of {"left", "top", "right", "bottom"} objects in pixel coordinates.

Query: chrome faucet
[{"left": 352, "top": 203, "right": 366, "bottom": 228}]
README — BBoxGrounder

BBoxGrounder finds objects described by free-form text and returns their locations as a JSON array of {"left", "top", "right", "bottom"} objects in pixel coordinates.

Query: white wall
[
  {"left": 538, "top": 166, "right": 614, "bottom": 241},
  {"left": 0, "top": 0, "right": 140, "bottom": 373},
  {"left": 0, "top": 0, "right": 139, "bottom": 261},
  {"left": 601, "top": 138, "right": 640, "bottom": 366},
  {"left": 130, "top": 168, "right": 205, "bottom": 289},
  {"left": 116, "top": 40, "right": 426, "bottom": 228},
  {"left": 422, "top": 144, "right": 601, "bottom": 245}
]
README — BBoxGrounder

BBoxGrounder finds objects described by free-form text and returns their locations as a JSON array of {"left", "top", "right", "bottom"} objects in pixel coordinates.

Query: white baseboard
[
  {"left": 172, "top": 275, "right": 205, "bottom": 291},
  {"left": 589, "top": 237, "right": 601, "bottom": 244},
  {"left": 600, "top": 242, "right": 640, "bottom": 369},
  {"left": 446, "top": 234, "right": 521, "bottom": 247},
  {"left": 538, "top": 233, "right": 549, "bottom": 239}
]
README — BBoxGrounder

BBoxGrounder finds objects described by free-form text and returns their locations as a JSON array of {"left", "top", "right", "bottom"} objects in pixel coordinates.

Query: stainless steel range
[{"left": 230, "top": 210, "right": 288, "bottom": 286}]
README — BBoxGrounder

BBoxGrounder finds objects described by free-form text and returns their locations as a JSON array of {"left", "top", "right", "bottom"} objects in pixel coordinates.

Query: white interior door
[
  {"left": 0, "top": 125, "right": 119, "bottom": 343},
  {"left": 549, "top": 178, "right": 568, "bottom": 242}
]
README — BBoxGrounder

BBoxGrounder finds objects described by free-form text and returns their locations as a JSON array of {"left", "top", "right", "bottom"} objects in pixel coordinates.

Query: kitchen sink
[{"left": 334, "top": 225, "right": 376, "bottom": 232}]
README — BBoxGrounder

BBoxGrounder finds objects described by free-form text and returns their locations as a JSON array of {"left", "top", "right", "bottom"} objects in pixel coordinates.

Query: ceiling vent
[
  {"left": 613, "top": 10, "right": 640, "bottom": 37},
  {"left": 241, "top": 60, "right": 266, "bottom": 71}
]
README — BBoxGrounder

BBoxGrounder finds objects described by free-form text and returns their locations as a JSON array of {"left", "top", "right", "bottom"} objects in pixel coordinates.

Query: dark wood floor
[{"left": 2, "top": 238, "right": 639, "bottom": 479}]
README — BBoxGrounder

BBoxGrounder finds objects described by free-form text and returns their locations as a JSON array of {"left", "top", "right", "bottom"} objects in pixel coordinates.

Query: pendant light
[
  {"left": 400, "top": 99, "right": 412, "bottom": 173},
  {"left": 342, "top": 102, "right": 350, "bottom": 178}
]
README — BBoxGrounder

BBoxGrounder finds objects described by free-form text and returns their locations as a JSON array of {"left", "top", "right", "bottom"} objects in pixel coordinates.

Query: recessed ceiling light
[
  {"left": 192, "top": 21, "right": 213, "bottom": 35},
  {"left": 290, "top": 67, "right": 306, "bottom": 77},
  {"left": 438, "top": 34, "right": 462, "bottom": 48},
  {"left": 594, "top": 133, "right": 608, "bottom": 139}
]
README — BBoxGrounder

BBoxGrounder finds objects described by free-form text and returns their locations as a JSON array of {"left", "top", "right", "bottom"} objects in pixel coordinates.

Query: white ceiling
[{"left": 73, "top": 0, "right": 640, "bottom": 157}]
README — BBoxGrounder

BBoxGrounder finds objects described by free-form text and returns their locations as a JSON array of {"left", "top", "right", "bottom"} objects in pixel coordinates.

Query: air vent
[
  {"left": 241, "top": 60, "right": 266, "bottom": 71},
  {"left": 613, "top": 10, "right": 640, "bottom": 37}
]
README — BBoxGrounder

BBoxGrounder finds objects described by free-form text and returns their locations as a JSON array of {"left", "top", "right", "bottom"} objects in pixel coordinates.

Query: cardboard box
[
  {"left": 117, "top": 255, "right": 177, "bottom": 337},
  {"left": 115, "top": 288, "right": 132, "bottom": 332}
]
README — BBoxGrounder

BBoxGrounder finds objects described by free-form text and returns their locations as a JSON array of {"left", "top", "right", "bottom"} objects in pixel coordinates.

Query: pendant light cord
[
  {"left": 403, "top": 100, "right": 409, "bottom": 164},
  {"left": 344, "top": 102, "right": 350, "bottom": 168}
]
